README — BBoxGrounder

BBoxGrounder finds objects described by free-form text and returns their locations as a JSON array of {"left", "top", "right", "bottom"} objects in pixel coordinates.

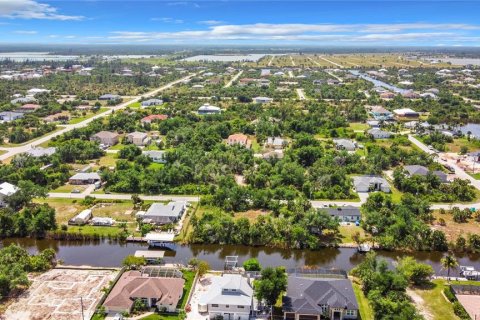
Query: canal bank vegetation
[{"left": 0, "top": 244, "right": 56, "bottom": 312}]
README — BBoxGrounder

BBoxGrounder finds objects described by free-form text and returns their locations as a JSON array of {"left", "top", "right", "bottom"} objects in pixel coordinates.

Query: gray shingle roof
[
  {"left": 404, "top": 165, "right": 429, "bottom": 176},
  {"left": 283, "top": 276, "right": 358, "bottom": 314},
  {"left": 325, "top": 206, "right": 361, "bottom": 218}
]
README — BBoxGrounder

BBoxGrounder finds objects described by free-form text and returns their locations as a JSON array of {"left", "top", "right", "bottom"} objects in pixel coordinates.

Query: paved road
[
  {"left": 48, "top": 192, "right": 200, "bottom": 202},
  {"left": 267, "top": 55, "right": 275, "bottom": 66},
  {"left": 224, "top": 70, "right": 243, "bottom": 88},
  {"left": 290, "top": 56, "right": 296, "bottom": 67},
  {"left": 325, "top": 70, "right": 343, "bottom": 83},
  {"left": 319, "top": 56, "right": 343, "bottom": 68},
  {"left": 296, "top": 88, "right": 307, "bottom": 100},
  {"left": 0, "top": 74, "right": 197, "bottom": 161},
  {"left": 408, "top": 134, "right": 480, "bottom": 190}
]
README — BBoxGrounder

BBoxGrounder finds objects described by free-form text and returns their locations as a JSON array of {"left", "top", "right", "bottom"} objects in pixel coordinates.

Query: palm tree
[{"left": 441, "top": 253, "right": 458, "bottom": 282}]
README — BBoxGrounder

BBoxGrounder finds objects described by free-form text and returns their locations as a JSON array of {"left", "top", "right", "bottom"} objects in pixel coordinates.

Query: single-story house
[
  {"left": 265, "top": 137, "right": 286, "bottom": 149},
  {"left": 90, "top": 131, "right": 120, "bottom": 146},
  {"left": 198, "top": 274, "right": 254, "bottom": 320},
  {"left": 380, "top": 92, "right": 396, "bottom": 99},
  {"left": 68, "top": 209, "right": 92, "bottom": 225},
  {"left": 404, "top": 165, "right": 449, "bottom": 183},
  {"left": 283, "top": 275, "right": 359, "bottom": 320},
  {"left": 10, "top": 97, "right": 36, "bottom": 104},
  {"left": 141, "top": 114, "right": 168, "bottom": 125},
  {"left": 103, "top": 270, "right": 185, "bottom": 314},
  {"left": 143, "top": 150, "right": 167, "bottom": 163},
  {"left": 262, "top": 150, "right": 284, "bottom": 160},
  {"left": 69, "top": 172, "right": 101, "bottom": 185},
  {"left": 0, "top": 111, "right": 24, "bottom": 122},
  {"left": 333, "top": 139, "right": 357, "bottom": 151},
  {"left": 141, "top": 99, "right": 163, "bottom": 107},
  {"left": 353, "top": 175, "right": 391, "bottom": 193},
  {"left": 140, "top": 201, "right": 187, "bottom": 225},
  {"left": 393, "top": 108, "right": 420, "bottom": 119},
  {"left": 0, "top": 182, "right": 18, "bottom": 207},
  {"left": 402, "top": 91, "right": 420, "bottom": 99},
  {"left": 99, "top": 94, "right": 121, "bottom": 101},
  {"left": 227, "top": 133, "right": 251, "bottom": 148},
  {"left": 198, "top": 103, "right": 221, "bottom": 115},
  {"left": 253, "top": 96, "right": 273, "bottom": 104},
  {"left": 325, "top": 206, "right": 361, "bottom": 223},
  {"left": 366, "top": 120, "right": 380, "bottom": 128},
  {"left": 367, "top": 128, "right": 391, "bottom": 139},
  {"left": 27, "top": 88, "right": 50, "bottom": 95},
  {"left": 91, "top": 217, "right": 115, "bottom": 226},
  {"left": 127, "top": 132, "right": 150, "bottom": 146},
  {"left": 43, "top": 112, "right": 70, "bottom": 123},
  {"left": 25, "top": 147, "right": 56, "bottom": 158}
]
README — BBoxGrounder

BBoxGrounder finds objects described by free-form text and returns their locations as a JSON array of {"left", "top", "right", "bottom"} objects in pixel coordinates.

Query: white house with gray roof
[
  {"left": 25, "top": 147, "right": 56, "bottom": 158},
  {"left": 0, "top": 182, "right": 18, "bottom": 207},
  {"left": 265, "top": 137, "right": 286, "bottom": 149},
  {"left": 325, "top": 206, "right": 361, "bottom": 223},
  {"left": 198, "top": 274, "right": 253, "bottom": 320},
  {"left": 367, "top": 128, "right": 391, "bottom": 139},
  {"left": 333, "top": 139, "right": 357, "bottom": 151},
  {"left": 143, "top": 150, "right": 167, "bottom": 163},
  {"left": 69, "top": 172, "right": 101, "bottom": 185},
  {"left": 353, "top": 175, "right": 390, "bottom": 193},
  {"left": 140, "top": 201, "right": 187, "bottom": 225},
  {"left": 283, "top": 275, "right": 359, "bottom": 320}
]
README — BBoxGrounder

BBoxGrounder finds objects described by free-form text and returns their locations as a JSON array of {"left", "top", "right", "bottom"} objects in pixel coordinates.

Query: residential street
[
  {"left": 47, "top": 192, "right": 200, "bottom": 202},
  {"left": 224, "top": 70, "right": 243, "bottom": 88},
  {"left": 0, "top": 73, "right": 197, "bottom": 161}
]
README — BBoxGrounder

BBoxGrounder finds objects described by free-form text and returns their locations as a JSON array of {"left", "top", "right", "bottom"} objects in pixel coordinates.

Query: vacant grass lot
[
  {"left": 432, "top": 210, "right": 480, "bottom": 242},
  {"left": 68, "top": 108, "right": 108, "bottom": 124},
  {"left": 411, "top": 279, "right": 460, "bottom": 320},
  {"left": 339, "top": 225, "right": 365, "bottom": 244},
  {"left": 50, "top": 183, "right": 88, "bottom": 193}
]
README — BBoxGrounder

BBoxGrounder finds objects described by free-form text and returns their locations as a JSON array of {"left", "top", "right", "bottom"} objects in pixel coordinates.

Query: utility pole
[{"left": 80, "top": 296, "right": 85, "bottom": 320}]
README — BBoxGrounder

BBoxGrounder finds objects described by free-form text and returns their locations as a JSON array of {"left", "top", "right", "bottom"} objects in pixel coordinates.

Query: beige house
[
  {"left": 127, "top": 131, "right": 150, "bottom": 146},
  {"left": 227, "top": 133, "right": 251, "bottom": 148},
  {"left": 90, "top": 131, "right": 120, "bottom": 146},
  {"left": 103, "top": 270, "right": 185, "bottom": 314}
]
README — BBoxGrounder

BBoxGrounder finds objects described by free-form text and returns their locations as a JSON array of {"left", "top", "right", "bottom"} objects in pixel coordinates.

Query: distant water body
[
  {"left": 182, "top": 54, "right": 282, "bottom": 62},
  {"left": 0, "top": 52, "right": 79, "bottom": 62}
]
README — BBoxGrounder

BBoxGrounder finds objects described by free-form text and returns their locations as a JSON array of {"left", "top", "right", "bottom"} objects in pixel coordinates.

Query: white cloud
[
  {"left": 151, "top": 17, "right": 184, "bottom": 24},
  {"left": 198, "top": 20, "right": 224, "bottom": 25},
  {"left": 107, "top": 22, "right": 480, "bottom": 44},
  {"left": 13, "top": 30, "right": 37, "bottom": 34},
  {"left": 0, "top": 0, "right": 84, "bottom": 20},
  {"left": 167, "top": 2, "right": 199, "bottom": 8}
]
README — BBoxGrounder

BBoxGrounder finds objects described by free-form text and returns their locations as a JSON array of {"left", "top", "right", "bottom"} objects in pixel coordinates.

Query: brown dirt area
[
  {"left": 3, "top": 268, "right": 118, "bottom": 320},
  {"left": 431, "top": 211, "right": 480, "bottom": 241}
]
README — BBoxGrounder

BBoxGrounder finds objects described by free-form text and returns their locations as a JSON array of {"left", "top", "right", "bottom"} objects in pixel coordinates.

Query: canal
[
  {"left": 350, "top": 70, "right": 409, "bottom": 94},
  {"left": 2, "top": 238, "right": 480, "bottom": 276}
]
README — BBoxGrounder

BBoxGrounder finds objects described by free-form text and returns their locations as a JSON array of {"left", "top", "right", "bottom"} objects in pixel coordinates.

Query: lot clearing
[{"left": 3, "top": 268, "right": 118, "bottom": 320}]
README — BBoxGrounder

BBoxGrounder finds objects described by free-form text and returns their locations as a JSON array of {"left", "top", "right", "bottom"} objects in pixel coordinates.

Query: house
[
  {"left": 141, "top": 114, "right": 168, "bottom": 125},
  {"left": 90, "top": 131, "right": 120, "bottom": 146},
  {"left": 401, "top": 91, "right": 420, "bottom": 99},
  {"left": 393, "top": 108, "right": 419, "bottom": 119},
  {"left": 262, "top": 150, "right": 284, "bottom": 160},
  {"left": 10, "top": 96, "right": 36, "bottom": 104},
  {"left": 43, "top": 112, "right": 70, "bottom": 123},
  {"left": 103, "top": 269, "right": 185, "bottom": 314},
  {"left": 283, "top": 275, "right": 359, "bottom": 320},
  {"left": 265, "top": 137, "right": 286, "bottom": 149},
  {"left": 91, "top": 217, "right": 115, "bottom": 226},
  {"left": 198, "top": 103, "right": 221, "bottom": 115},
  {"left": 141, "top": 99, "right": 163, "bottom": 107},
  {"left": 0, "top": 182, "right": 18, "bottom": 207},
  {"left": 143, "top": 150, "right": 167, "bottom": 163},
  {"left": 366, "top": 120, "right": 380, "bottom": 128},
  {"left": 0, "top": 111, "right": 24, "bottom": 122},
  {"left": 261, "top": 69, "right": 271, "bottom": 77},
  {"left": 353, "top": 175, "right": 391, "bottom": 193},
  {"left": 253, "top": 96, "right": 273, "bottom": 104},
  {"left": 325, "top": 206, "right": 361, "bottom": 223},
  {"left": 333, "top": 139, "right": 357, "bottom": 151},
  {"left": 99, "top": 94, "right": 121, "bottom": 101},
  {"left": 140, "top": 201, "right": 187, "bottom": 225},
  {"left": 198, "top": 274, "right": 254, "bottom": 320},
  {"left": 404, "top": 165, "right": 449, "bottom": 183},
  {"left": 227, "top": 133, "right": 251, "bottom": 148},
  {"left": 127, "top": 132, "right": 150, "bottom": 146},
  {"left": 380, "top": 92, "right": 396, "bottom": 99},
  {"left": 367, "top": 128, "right": 391, "bottom": 139},
  {"left": 69, "top": 172, "right": 101, "bottom": 185},
  {"left": 68, "top": 209, "right": 92, "bottom": 225},
  {"left": 368, "top": 106, "right": 393, "bottom": 121},
  {"left": 27, "top": 88, "right": 50, "bottom": 95},
  {"left": 18, "top": 104, "right": 41, "bottom": 112},
  {"left": 25, "top": 147, "right": 56, "bottom": 158}
]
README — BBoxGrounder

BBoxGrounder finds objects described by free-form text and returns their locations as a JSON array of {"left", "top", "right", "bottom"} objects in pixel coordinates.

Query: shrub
[
  {"left": 443, "top": 287, "right": 456, "bottom": 302},
  {"left": 453, "top": 301, "right": 470, "bottom": 319}
]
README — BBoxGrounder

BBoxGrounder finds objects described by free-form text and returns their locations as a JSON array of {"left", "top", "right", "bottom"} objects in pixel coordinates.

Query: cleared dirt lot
[{"left": 3, "top": 268, "right": 118, "bottom": 320}]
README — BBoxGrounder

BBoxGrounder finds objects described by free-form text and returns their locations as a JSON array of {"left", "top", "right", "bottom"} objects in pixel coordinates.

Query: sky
[{"left": 0, "top": 0, "right": 479, "bottom": 46}]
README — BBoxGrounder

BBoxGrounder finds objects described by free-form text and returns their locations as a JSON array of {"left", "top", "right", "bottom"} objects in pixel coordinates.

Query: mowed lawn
[
  {"left": 352, "top": 281, "right": 374, "bottom": 320},
  {"left": 411, "top": 279, "right": 459, "bottom": 320},
  {"left": 339, "top": 225, "right": 365, "bottom": 244},
  {"left": 33, "top": 198, "right": 86, "bottom": 225}
]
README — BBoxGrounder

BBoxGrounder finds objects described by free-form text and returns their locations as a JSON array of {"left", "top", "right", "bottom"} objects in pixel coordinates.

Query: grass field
[
  {"left": 33, "top": 198, "right": 85, "bottom": 224},
  {"left": 411, "top": 279, "right": 459, "bottom": 320},
  {"left": 339, "top": 225, "right": 365, "bottom": 244},
  {"left": 50, "top": 183, "right": 88, "bottom": 193},
  {"left": 349, "top": 122, "right": 369, "bottom": 131},
  {"left": 446, "top": 137, "right": 480, "bottom": 153},
  {"left": 352, "top": 281, "right": 374, "bottom": 320},
  {"left": 68, "top": 108, "right": 108, "bottom": 124},
  {"left": 432, "top": 209, "right": 480, "bottom": 242},
  {"left": 178, "top": 270, "right": 196, "bottom": 309},
  {"left": 97, "top": 153, "right": 118, "bottom": 167}
]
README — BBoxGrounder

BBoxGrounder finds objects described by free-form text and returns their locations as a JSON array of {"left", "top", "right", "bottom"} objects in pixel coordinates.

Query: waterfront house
[
  {"left": 198, "top": 274, "right": 254, "bottom": 320},
  {"left": 140, "top": 201, "right": 187, "bottom": 225},
  {"left": 353, "top": 175, "right": 390, "bottom": 193},
  {"left": 68, "top": 209, "right": 92, "bottom": 225},
  {"left": 90, "top": 131, "right": 120, "bottom": 146},
  {"left": 325, "top": 206, "right": 361, "bottom": 223},
  {"left": 103, "top": 270, "right": 185, "bottom": 314},
  {"left": 283, "top": 275, "right": 359, "bottom": 320}
]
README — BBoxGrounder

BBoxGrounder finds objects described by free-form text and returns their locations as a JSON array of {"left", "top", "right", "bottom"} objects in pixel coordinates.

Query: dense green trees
[
  {"left": 0, "top": 204, "right": 56, "bottom": 238},
  {"left": 0, "top": 245, "right": 56, "bottom": 299},
  {"left": 351, "top": 252, "right": 425, "bottom": 320},
  {"left": 254, "top": 267, "right": 287, "bottom": 306}
]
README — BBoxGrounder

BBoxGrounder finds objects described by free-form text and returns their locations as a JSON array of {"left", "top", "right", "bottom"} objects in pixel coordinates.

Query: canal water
[
  {"left": 2, "top": 238, "right": 480, "bottom": 276},
  {"left": 350, "top": 70, "right": 409, "bottom": 94}
]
